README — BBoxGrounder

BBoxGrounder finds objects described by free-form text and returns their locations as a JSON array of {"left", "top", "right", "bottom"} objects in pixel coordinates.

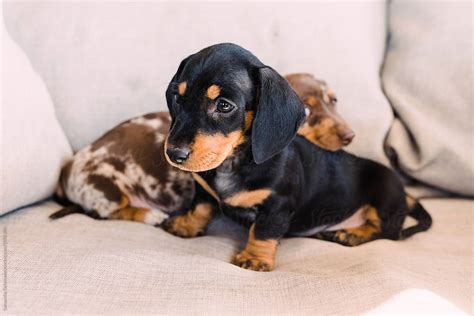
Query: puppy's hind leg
[
  {"left": 315, "top": 205, "right": 382, "bottom": 247},
  {"left": 53, "top": 186, "right": 168, "bottom": 226},
  {"left": 82, "top": 174, "right": 169, "bottom": 226},
  {"left": 110, "top": 203, "right": 169, "bottom": 227}
]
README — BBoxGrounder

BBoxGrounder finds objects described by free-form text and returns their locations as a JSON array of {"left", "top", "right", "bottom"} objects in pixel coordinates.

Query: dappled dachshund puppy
[
  {"left": 49, "top": 77, "right": 352, "bottom": 224},
  {"left": 163, "top": 43, "right": 432, "bottom": 271},
  {"left": 285, "top": 73, "right": 355, "bottom": 151},
  {"left": 50, "top": 112, "right": 196, "bottom": 225}
]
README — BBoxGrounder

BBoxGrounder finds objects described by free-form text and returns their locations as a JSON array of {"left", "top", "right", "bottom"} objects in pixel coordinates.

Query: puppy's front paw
[
  {"left": 162, "top": 215, "right": 205, "bottom": 238},
  {"left": 232, "top": 251, "right": 274, "bottom": 272}
]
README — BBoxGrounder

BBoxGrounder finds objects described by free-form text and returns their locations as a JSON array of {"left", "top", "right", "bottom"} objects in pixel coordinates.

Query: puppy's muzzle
[{"left": 166, "top": 147, "right": 190, "bottom": 165}]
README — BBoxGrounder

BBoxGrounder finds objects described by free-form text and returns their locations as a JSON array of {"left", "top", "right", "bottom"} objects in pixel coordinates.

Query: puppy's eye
[
  {"left": 332, "top": 97, "right": 338, "bottom": 103},
  {"left": 216, "top": 98, "right": 235, "bottom": 113}
]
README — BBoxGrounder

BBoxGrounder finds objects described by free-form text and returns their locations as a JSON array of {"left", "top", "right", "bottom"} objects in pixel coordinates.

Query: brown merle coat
[{"left": 52, "top": 113, "right": 194, "bottom": 226}]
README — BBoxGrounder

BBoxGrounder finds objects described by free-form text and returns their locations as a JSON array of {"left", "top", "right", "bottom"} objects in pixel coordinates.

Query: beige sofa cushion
[
  {"left": 0, "top": 21, "right": 72, "bottom": 215},
  {"left": 382, "top": 1, "right": 473, "bottom": 195},
  {"left": 4, "top": 1, "right": 392, "bottom": 164},
  {"left": 2, "top": 199, "right": 472, "bottom": 314}
]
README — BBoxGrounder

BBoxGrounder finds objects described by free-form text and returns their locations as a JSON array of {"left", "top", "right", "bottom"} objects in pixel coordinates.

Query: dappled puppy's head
[
  {"left": 165, "top": 43, "right": 305, "bottom": 172},
  {"left": 285, "top": 73, "right": 355, "bottom": 151}
]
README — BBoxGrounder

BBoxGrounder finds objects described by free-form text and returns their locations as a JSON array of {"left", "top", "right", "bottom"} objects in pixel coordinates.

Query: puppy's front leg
[
  {"left": 232, "top": 224, "right": 278, "bottom": 271},
  {"left": 232, "top": 203, "right": 290, "bottom": 271},
  {"left": 163, "top": 184, "right": 217, "bottom": 238},
  {"left": 163, "top": 202, "right": 215, "bottom": 238}
]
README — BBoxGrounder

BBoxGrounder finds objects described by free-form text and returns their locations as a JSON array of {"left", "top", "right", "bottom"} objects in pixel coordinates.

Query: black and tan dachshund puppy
[
  {"left": 162, "top": 43, "right": 432, "bottom": 271},
  {"left": 48, "top": 75, "right": 352, "bottom": 226}
]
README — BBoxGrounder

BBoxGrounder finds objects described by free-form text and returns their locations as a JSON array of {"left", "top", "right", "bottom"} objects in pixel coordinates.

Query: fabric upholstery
[
  {"left": 3, "top": 1, "right": 392, "bottom": 164},
  {"left": 0, "top": 19, "right": 72, "bottom": 215},
  {"left": 382, "top": 1, "right": 473, "bottom": 196},
  {"left": 1, "top": 199, "right": 472, "bottom": 314}
]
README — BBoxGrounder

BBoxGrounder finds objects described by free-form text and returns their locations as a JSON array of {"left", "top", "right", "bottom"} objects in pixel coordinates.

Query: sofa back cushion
[
  {"left": 1, "top": 21, "right": 73, "bottom": 215},
  {"left": 382, "top": 1, "right": 473, "bottom": 196},
  {"left": 4, "top": 1, "right": 391, "bottom": 164}
]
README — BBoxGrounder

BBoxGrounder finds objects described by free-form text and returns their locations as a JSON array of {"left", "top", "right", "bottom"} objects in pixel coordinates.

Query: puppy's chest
[
  {"left": 213, "top": 169, "right": 242, "bottom": 197},
  {"left": 211, "top": 169, "right": 259, "bottom": 226},
  {"left": 198, "top": 160, "right": 270, "bottom": 216}
]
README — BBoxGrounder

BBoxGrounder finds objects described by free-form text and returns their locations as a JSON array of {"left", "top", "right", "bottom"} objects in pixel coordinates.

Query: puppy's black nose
[
  {"left": 166, "top": 147, "right": 190, "bottom": 164},
  {"left": 341, "top": 131, "right": 355, "bottom": 145}
]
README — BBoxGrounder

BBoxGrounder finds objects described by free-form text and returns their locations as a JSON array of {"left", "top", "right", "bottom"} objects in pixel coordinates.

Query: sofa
[{"left": 1, "top": 1, "right": 472, "bottom": 314}]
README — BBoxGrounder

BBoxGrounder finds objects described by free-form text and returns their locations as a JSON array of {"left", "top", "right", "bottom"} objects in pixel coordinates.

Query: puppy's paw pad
[{"left": 232, "top": 252, "right": 273, "bottom": 272}]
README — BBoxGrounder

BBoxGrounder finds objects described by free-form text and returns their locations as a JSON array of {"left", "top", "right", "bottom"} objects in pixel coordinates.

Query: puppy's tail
[
  {"left": 52, "top": 191, "right": 73, "bottom": 207},
  {"left": 400, "top": 200, "right": 432, "bottom": 239},
  {"left": 49, "top": 204, "right": 86, "bottom": 220}
]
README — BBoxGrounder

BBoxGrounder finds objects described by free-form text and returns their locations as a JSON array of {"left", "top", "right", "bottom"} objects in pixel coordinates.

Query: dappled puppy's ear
[
  {"left": 252, "top": 67, "right": 306, "bottom": 164},
  {"left": 166, "top": 55, "right": 192, "bottom": 119}
]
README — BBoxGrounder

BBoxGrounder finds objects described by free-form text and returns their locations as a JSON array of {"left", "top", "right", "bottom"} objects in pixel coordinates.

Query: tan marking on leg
[
  {"left": 178, "top": 82, "right": 187, "bottom": 96},
  {"left": 192, "top": 173, "right": 219, "bottom": 201},
  {"left": 406, "top": 194, "right": 417, "bottom": 209},
  {"left": 232, "top": 224, "right": 278, "bottom": 271},
  {"left": 164, "top": 203, "right": 214, "bottom": 238},
  {"left": 334, "top": 206, "right": 382, "bottom": 246},
  {"left": 110, "top": 207, "right": 149, "bottom": 222},
  {"left": 117, "top": 195, "right": 129, "bottom": 209},
  {"left": 224, "top": 189, "right": 272, "bottom": 208},
  {"left": 328, "top": 206, "right": 366, "bottom": 231},
  {"left": 206, "top": 84, "right": 221, "bottom": 100},
  {"left": 108, "top": 195, "right": 168, "bottom": 226}
]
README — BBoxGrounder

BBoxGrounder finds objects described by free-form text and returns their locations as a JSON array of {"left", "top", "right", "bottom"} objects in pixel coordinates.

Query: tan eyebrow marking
[
  {"left": 206, "top": 84, "right": 221, "bottom": 100},
  {"left": 178, "top": 82, "right": 187, "bottom": 96},
  {"left": 327, "top": 88, "right": 335, "bottom": 98},
  {"left": 323, "top": 93, "right": 330, "bottom": 104}
]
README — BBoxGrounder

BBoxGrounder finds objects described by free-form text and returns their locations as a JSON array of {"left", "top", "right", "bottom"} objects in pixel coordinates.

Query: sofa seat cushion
[{"left": 2, "top": 199, "right": 472, "bottom": 314}]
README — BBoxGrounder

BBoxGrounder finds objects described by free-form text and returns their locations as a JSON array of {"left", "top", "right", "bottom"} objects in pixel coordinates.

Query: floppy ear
[
  {"left": 252, "top": 67, "right": 306, "bottom": 164},
  {"left": 166, "top": 55, "right": 192, "bottom": 119}
]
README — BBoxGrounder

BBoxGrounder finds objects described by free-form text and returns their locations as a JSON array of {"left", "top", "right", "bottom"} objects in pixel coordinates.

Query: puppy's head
[
  {"left": 165, "top": 43, "right": 305, "bottom": 172},
  {"left": 285, "top": 73, "right": 355, "bottom": 151}
]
